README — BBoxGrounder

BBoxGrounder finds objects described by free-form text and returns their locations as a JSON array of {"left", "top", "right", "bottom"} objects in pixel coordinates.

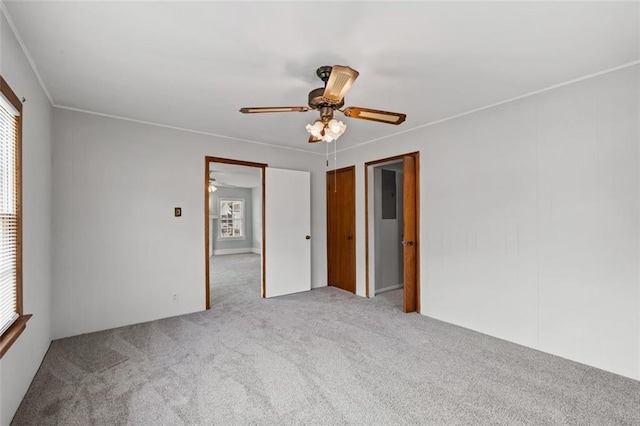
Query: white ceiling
[
  {"left": 209, "top": 162, "right": 261, "bottom": 189},
  {"left": 4, "top": 1, "right": 639, "bottom": 153}
]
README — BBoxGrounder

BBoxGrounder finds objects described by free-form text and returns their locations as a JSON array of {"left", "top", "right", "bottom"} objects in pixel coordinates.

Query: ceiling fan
[
  {"left": 208, "top": 173, "right": 238, "bottom": 192},
  {"left": 239, "top": 65, "right": 406, "bottom": 143}
]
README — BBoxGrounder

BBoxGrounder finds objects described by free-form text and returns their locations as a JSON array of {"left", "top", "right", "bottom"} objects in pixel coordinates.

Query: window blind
[{"left": 0, "top": 94, "right": 19, "bottom": 336}]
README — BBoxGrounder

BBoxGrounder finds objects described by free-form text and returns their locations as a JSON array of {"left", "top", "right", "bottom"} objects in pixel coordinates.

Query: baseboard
[
  {"left": 251, "top": 248, "right": 261, "bottom": 254},
  {"left": 375, "top": 284, "right": 403, "bottom": 295},
  {"left": 212, "top": 248, "right": 254, "bottom": 256}
]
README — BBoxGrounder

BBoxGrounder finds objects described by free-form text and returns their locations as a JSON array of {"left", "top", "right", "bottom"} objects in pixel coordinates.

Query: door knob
[
  {"left": 402, "top": 241, "right": 414, "bottom": 246},
  {"left": 305, "top": 235, "right": 311, "bottom": 240}
]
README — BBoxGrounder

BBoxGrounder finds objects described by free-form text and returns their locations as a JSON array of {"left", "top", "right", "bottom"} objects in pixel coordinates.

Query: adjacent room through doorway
[
  {"left": 366, "top": 153, "right": 419, "bottom": 313},
  {"left": 206, "top": 160, "right": 264, "bottom": 307},
  {"left": 372, "top": 161, "right": 404, "bottom": 304}
]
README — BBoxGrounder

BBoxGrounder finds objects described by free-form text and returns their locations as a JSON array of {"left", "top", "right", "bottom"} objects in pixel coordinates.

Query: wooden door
[
  {"left": 327, "top": 166, "right": 356, "bottom": 293},
  {"left": 402, "top": 155, "right": 417, "bottom": 313}
]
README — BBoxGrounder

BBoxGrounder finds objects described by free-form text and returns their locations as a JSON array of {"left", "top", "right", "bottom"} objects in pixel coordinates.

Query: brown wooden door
[
  {"left": 403, "top": 155, "right": 417, "bottom": 313},
  {"left": 327, "top": 166, "right": 356, "bottom": 293}
]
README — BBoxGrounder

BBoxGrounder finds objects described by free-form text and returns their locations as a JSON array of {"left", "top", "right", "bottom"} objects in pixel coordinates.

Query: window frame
[
  {"left": 217, "top": 198, "right": 245, "bottom": 240},
  {"left": 0, "top": 75, "right": 30, "bottom": 359}
]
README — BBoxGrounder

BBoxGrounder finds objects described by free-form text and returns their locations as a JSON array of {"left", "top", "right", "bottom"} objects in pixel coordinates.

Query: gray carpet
[
  {"left": 12, "top": 280, "right": 640, "bottom": 425},
  {"left": 210, "top": 253, "right": 261, "bottom": 289}
]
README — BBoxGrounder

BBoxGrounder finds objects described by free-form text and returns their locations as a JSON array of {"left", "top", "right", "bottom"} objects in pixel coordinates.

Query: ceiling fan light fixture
[
  {"left": 324, "top": 119, "right": 346, "bottom": 142},
  {"left": 327, "top": 118, "right": 340, "bottom": 133},
  {"left": 305, "top": 120, "right": 325, "bottom": 138},
  {"left": 305, "top": 118, "right": 346, "bottom": 143}
]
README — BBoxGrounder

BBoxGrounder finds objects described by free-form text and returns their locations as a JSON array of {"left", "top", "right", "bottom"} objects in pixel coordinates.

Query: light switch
[{"left": 174, "top": 207, "right": 182, "bottom": 217}]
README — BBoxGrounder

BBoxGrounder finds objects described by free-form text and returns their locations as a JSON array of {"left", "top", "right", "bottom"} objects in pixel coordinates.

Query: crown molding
[
  {"left": 338, "top": 60, "right": 640, "bottom": 154},
  {"left": 0, "top": 1, "right": 54, "bottom": 105},
  {"left": 53, "top": 104, "right": 325, "bottom": 156}
]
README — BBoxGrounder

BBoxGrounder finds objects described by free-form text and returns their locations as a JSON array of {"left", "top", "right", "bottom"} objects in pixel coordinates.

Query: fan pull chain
[{"left": 326, "top": 140, "right": 329, "bottom": 167}]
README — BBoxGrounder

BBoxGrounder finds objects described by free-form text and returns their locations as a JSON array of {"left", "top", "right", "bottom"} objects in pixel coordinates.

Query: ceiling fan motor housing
[
  {"left": 308, "top": 65, "right": 345, "bottom": 117},
  {"left": 316, "top": 65, "right": 333, "bottom": 82},
  {"left": 308, "top": 87, "right": 344, "bottom": 112}
]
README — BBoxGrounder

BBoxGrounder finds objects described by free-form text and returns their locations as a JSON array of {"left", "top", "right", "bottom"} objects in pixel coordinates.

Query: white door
[{"left": 264, "top": 168, "right": 311, "bottom": 298}]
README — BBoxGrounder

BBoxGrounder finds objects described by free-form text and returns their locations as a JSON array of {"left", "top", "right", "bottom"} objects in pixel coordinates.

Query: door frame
[
  {"left": 204, "top": 156, "right": 267, "bottom": 309},
  {"left": 364, "top": 152, "right": 420, "bottom": 312},
  {"left": 326, "top": 165, "right": 356, "bottom": 293}
]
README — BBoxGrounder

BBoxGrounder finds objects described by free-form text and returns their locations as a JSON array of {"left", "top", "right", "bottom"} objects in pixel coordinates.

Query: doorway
[
  {"left": 205, "top": 157, "right": 266, "bottom": 309},
  {"left": 326, "top": 166, "right": 356, "bottom": 293},
  {"left": 365, "top": 153, "right": 419, "bottom": 313}
]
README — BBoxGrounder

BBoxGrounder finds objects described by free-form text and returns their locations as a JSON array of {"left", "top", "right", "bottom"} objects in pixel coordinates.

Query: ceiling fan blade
[
  {"left": 343, "top": 107, "right": 406, "bottom": 125},
  {"left": 322, "top": 65, "right": 359, "bottom": 103},
  {"left": 239, "top": 106, "right": 310, "bottom": 113},
  {"left": 216, "top": 182, "right": 238, "bottom": 188},
  {"left": 308, "top": 134, "right": 323, "bottom": 143},
  {"left": 209, "top": 178, "right": 237, "bottom": 188}
]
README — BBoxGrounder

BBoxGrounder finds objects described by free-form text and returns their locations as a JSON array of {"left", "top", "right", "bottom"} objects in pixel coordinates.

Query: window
[
  {"left": 218, "top": 199, "right": 244, "bottom": 238},
  {"left": 0, "top": 76, "right": 28, "bottom": 359}
]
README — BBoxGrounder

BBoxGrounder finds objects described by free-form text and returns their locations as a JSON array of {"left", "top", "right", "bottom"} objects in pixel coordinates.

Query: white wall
[
  {"left": 0, "top": 11, "right": 53, "bottom": 426},
  {"left": 251, "top": 187, "right": 261, "bottom": 252},
  {"left": 52, "top": 108, "right": 326, "bottom": 339},
  {"left": 338, "top": 65, "right": 640, "bottom": 380}
]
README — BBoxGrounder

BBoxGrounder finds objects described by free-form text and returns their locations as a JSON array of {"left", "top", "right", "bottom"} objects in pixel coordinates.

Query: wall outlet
[{"left": 172, "top": 293, "right": 179, "bottom": 303}]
